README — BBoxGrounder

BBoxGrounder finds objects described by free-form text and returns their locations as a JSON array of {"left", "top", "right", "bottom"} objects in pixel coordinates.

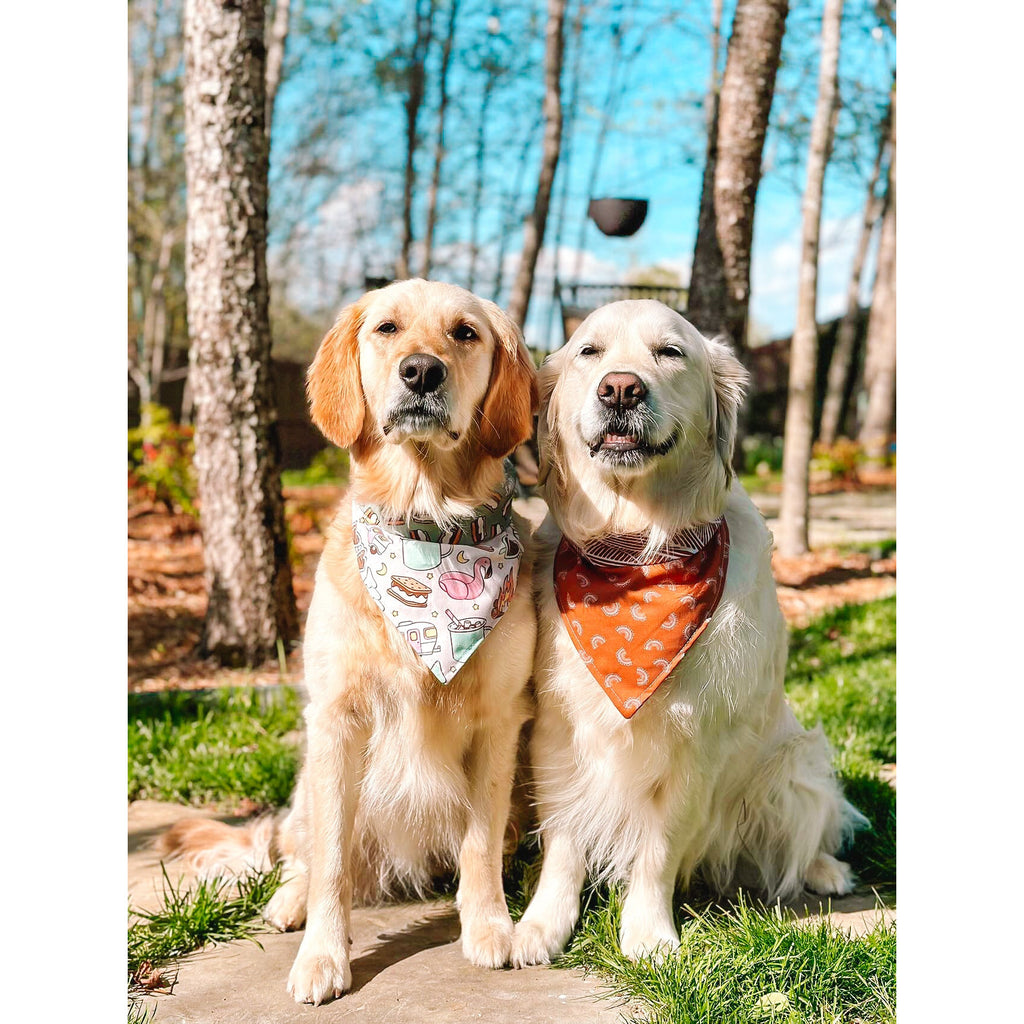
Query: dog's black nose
[
  {"left": 399, "top": 353, "right": 448, "bottom": 395},
  {"left": 597, "top": 372, "right": 647, "bottom": 411}
]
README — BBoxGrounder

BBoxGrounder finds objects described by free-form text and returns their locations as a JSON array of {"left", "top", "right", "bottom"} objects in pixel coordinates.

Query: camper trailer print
[{"left": 396, "top": 620, "right": 441, "bottom": 657}]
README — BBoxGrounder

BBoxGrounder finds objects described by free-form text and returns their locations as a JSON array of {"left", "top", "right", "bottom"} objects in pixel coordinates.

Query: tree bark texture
[
  {"left": 183, "top": 0, "right": 298, "bottom": 665},
  {"left": 818, "top": 91, "right": 892, "bottom": 445},
  {"left": 687, "top": 0, "right": 789, "bottom": 349},
  {"left": 777, "top": 0, "right": 843, "bottom": 558},
  {"left": 858, "top": 91, "right": 896, "bottom": 464},
  {"left": 264, "top": 0, "right": 290, "bottom": 133},
  {"left": 506, "top": 0, "right": 566, "bottom": 330}
]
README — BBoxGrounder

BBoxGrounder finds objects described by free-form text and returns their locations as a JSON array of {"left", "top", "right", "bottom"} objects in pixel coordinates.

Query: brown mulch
[{"left": 128, "top": 483, "right": 896, "bottom": 692}]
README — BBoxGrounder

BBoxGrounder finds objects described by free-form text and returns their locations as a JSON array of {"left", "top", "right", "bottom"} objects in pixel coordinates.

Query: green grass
[
  {"left": 128, "top": 864, "right": 282, "bottom": 1017},
  {"left": 560, "top": 890, "right": 895, "bottom": 1024},
  {"left": 786, "top": 596, "right": 896, "bottom": 776},
  {"left": 128, "top": 687, "right": 303, "bottom": 809}
]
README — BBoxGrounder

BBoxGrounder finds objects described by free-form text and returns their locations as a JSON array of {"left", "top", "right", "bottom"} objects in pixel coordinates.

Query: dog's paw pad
[
  {"left": 511, "top": 919, "right": 562, "bottom": 968},
  {"left": 462, "top": 915, "right": 513, "bottom": 969},
  {"left": 287, "top": 946, "right": 351, "bottom": 1005},
  {"left": 805, "top": 852, "right": 855, "bottom": 896}
]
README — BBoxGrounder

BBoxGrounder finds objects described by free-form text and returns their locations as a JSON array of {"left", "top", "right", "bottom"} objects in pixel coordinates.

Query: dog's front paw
[
  {"left": 511, "top": 918, "right": 567, "bottom": 968},
  {"left": 287, "top": 938, "right": 351, "bottom": 1005},
  {"left": 264, "top": 877, "right": 307, "bottom": 932},
  {"left": 804, "top": 852, "right": 855, "bottom": 896},
  {"left": 461, "top": 912, "right": 513, "bottom": 969}
]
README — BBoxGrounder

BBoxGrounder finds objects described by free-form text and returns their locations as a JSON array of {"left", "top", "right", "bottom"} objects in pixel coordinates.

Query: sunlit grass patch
[
  {"left": 128, "top": 687, "right": 303, "bottom": 809},
  {"left": 560, "top": 890, "right": 895, "bottom": 1024}
]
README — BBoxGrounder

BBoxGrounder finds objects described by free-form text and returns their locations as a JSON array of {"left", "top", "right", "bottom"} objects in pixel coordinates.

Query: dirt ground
[{"left": 128, "top": 475, "right": 896, "bottom": 693}]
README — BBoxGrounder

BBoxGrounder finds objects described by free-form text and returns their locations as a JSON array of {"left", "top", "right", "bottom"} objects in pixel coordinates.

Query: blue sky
[{"left": 269, "top": 0, "right": 895, "bottom": 351}]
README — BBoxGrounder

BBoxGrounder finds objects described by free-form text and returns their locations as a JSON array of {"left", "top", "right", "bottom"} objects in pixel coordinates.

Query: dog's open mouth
[{"left": 588, "top": 428, "right": 679, "bottom": 464}]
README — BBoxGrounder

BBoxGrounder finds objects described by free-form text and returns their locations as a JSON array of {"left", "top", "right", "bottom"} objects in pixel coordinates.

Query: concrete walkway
[{"left": 129, "top": 802, "right": 629, "bottom": 1024}]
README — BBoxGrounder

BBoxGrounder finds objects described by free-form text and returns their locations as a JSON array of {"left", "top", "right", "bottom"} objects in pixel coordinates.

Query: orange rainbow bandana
[{"left": 554, "top": 519, "right": 730, "bottom": 718}]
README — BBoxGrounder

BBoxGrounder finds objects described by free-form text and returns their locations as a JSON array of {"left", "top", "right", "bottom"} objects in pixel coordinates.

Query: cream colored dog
[
  {"left": 511, "top": 300, "right": 861, "bottom": 966},
  {"left": 160, "top": 280, "right": 538, "bottom": 1004}
]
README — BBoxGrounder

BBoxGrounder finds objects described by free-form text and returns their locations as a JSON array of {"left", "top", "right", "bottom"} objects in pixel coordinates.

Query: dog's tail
[{"left": 154, "top": 815, "right": 278, "bottom": 878}]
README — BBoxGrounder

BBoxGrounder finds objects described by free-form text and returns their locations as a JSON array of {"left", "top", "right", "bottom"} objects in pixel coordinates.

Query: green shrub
[
  {"left": 128, "top": 403, "right": 197, "bottom": 515},
  {"left": 810, "top": 437, "right": 864, "bottom": 482},
  {"left": 281, "top": 446, "right": 350, "bottom": 488},
  {"left": 741, "top": 434, "right": 784, "bottom": 475}
]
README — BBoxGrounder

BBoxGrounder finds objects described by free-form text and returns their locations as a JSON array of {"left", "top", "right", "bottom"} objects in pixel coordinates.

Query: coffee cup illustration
[
  {"left": 446, "top": 610, "right": 488, "bottom": 662},
  {"left": 402, "top": 538, "right": 450, "bottom": 571}
]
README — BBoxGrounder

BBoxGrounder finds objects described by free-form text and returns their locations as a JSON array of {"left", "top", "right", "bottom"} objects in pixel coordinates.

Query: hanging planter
[{"left": 588, "top": 197, "right": 649, "bottom": 237}]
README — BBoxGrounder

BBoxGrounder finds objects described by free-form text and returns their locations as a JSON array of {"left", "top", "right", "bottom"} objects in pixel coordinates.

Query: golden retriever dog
[
  {"left": 511, "top": 300, "right": 862, "bottom": 967},
  {"left": 159, "top": 279, "right": 538, "bottom": 1004}
]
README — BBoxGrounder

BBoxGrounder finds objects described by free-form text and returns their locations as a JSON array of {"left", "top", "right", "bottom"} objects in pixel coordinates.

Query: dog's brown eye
[
  {"left": 578, "top": 345, "right": 598, "bottom": 357},
  {"left": 657, "top": 346, "right": 685, "bottom": 358},
  {"left": 376, "top": 321, "right": 398, "bottom": 335},
  {"left": 453, "top": 324, "right": 478, "bottom": 342}
]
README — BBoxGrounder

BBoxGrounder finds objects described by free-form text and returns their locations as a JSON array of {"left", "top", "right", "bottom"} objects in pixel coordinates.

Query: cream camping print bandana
[{"left": 351, "top": 470, "right": 521, "bottom": 684}]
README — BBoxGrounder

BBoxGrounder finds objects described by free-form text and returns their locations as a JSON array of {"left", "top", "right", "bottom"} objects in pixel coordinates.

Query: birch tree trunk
[
  {"left": 819, "top": 91, "right": 892, "bottom": 445},
  {"left": 858, "top": 92, "right": 896, "bottom": 464},
  {"left": 777, "top": 0, "right": 844, "bottom": 558},
  {"left": 506, "top": 0, "right": 566, "bottom": 330},
  {"left": 687, "top": 0, "right": 789, "bottom": 349},
  {"left": 264, "top": 0, "right": 290, "bottom": 133},
  {"left": 183, "top": 0, "right": 298, "bottom": 665},
  {"left": 422, "top": 0, "right": 459, "bottom": 279}
]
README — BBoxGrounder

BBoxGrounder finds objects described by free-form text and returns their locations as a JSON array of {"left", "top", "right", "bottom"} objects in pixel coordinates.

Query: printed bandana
[
  {"left": 352, "top": 471, "right": 521, "bottom": 684},
  {"left": 554, "top": 519, "right": 729, "bottom": 718}
]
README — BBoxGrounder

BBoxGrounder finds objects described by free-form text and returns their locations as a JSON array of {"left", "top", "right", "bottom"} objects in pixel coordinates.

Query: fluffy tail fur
[{"left": 154, "top": 815, "right": 279, "bottom": 879}]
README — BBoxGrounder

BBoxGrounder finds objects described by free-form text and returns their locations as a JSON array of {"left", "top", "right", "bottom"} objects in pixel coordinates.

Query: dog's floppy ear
[
  {"left": 704, "top": 335, "right": 749, "bottom": 484},
  {"left": 477, "top": 301, "right": 539, "bottom": 458},
  {"left": 306, "top": 297, "right": 368, "bottom": 449}
]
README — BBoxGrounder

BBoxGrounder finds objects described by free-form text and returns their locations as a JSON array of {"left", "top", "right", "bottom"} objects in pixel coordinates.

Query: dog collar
[
  {"left": 554, "top": 519, "right": 729, "bottom": 718},
  {"left": 351, "top": 468, "right": 521, "bottom": 685}
]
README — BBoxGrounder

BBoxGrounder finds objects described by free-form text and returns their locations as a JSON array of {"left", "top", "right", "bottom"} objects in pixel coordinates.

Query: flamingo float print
[{"left": 438, "top": 556, "right": 493, "bottom": 601}]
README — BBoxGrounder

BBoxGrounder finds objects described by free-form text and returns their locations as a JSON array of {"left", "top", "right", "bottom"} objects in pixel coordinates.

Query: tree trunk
[
  {"left": 506, "top": 0, "right": 566, "bottom": 330},
  {"left": 688, "top": 0, "right": 726, "bottom": 333},
  {"left": 819, "top": 90, "right": 892, "bottom": 445},
  {"left": 777, "top": 0, "right": 843, "bottom": 558},
  {"left": 397, "top": 0, "right": 436, "bottom": 280},
  {"left": 183, "top": 0, "right": 298, "bottom": 665},
  {"left": 858, "top": 91, "right": 896, "bottom": 464},
  {"left": 422, "top": 0, "right": 459, "bottom": 279},
  {"left": 264, "top": 0, "right": 290, "bottom": 133},
  {"left": 687, "top": 0, "right": 789, "bottom": 350},
  {"left": 466, "top": 34, "right": 498, "bottom": 293}
]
